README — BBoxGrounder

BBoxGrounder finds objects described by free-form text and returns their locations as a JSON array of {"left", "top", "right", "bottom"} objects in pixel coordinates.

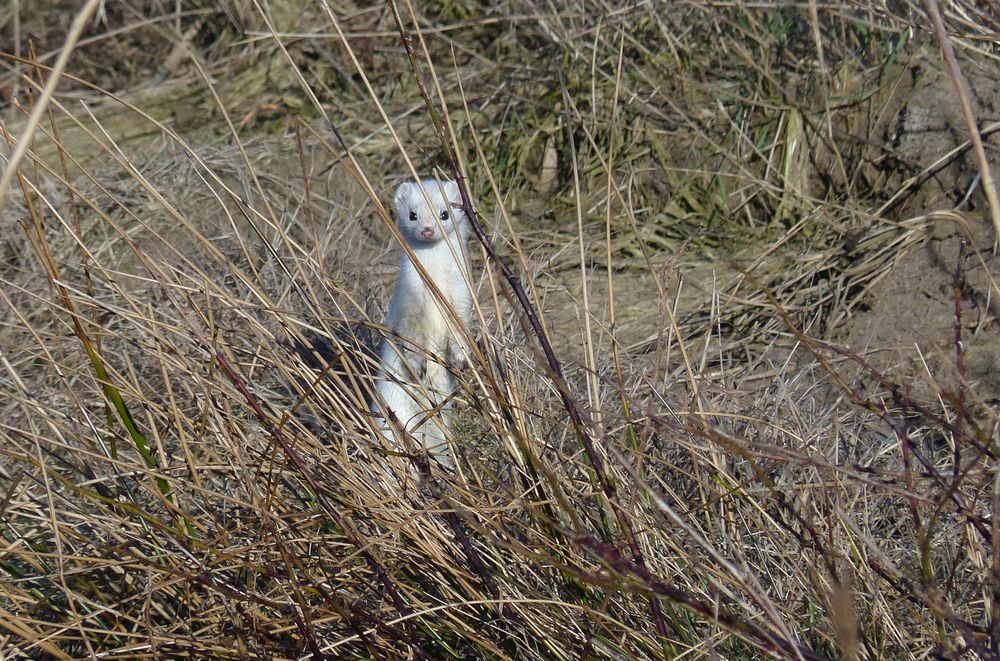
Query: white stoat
[{"left": 372, "top": 178, "right": 473, "bottom": 468}]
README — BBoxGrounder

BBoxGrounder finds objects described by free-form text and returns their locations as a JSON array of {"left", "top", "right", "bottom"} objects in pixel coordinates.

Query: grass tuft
[{"left": 1, "top": 0, "right": 999, "bottom": 658}]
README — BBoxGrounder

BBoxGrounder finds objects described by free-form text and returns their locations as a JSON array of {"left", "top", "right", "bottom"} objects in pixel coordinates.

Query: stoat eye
[
  {"left": 408, "top": 210, "right": 417, "bottom": 222},
  {"left": 440, "top": 210, "right": 449, "bottom": 221}
]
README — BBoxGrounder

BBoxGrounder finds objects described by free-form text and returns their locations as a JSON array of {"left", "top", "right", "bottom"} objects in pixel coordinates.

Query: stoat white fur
[{"left": 372, "top": 178, "right": 473, "bottom": 468}]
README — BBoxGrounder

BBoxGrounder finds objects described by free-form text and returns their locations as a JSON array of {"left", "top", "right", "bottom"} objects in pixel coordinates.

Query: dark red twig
[
  {"left": 575, "top": 535, "right": 834, "bottom": 661},
  {"left": 213, "top": 350, "right": 416, "bottom": 649},
  {"left": 384, "top": 0, "right": 668, "bottom": 640}
]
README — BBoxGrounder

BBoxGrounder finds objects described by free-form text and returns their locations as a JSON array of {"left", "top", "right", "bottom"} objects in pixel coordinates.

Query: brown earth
[{"left": 838, "top": 51, "right": 1000, "bottom": 404}]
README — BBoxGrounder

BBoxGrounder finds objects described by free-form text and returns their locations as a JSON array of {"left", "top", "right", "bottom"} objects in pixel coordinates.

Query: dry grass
[{"left": 1, "top": 0, "right": 999, "bottom": 658}]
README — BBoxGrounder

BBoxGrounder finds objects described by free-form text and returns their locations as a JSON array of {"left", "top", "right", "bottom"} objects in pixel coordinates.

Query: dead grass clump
[{"left": 1, "top": 0, "right": 999, "bottom": 658}]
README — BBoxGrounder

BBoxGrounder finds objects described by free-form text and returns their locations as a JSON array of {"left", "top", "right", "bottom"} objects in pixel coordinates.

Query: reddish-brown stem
[
  {"left": 385, "top": 0, "right": 668, "bottom": 640},
  {"left": 213, "top": 350, "right": 417, "bottom": 648}
]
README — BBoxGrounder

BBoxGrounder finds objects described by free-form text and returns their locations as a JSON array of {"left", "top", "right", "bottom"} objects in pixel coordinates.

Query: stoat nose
[{"left": 421, "top": 228, "right": 435, "bottom": 239}]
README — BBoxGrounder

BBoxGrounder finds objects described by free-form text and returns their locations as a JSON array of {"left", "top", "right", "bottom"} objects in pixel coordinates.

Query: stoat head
[{"left": 393, "top": 179, "right": 466, "bottom": 245}]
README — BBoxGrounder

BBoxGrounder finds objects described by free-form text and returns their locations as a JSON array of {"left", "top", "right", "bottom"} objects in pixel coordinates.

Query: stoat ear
[
  {"left": 443, "top": 180, "right": 460, "bottom": 202},
  {"left": 393, "top": 181, "right": 415, "bottom": 216}
]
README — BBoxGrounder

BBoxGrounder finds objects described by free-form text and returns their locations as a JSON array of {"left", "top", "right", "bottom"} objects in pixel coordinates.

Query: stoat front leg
[
  {"left": 403, "top": 344, "right": 428, "bottom": 379},
  {"left": 447, "top": 333, "right": 470, "bottom": 371}
]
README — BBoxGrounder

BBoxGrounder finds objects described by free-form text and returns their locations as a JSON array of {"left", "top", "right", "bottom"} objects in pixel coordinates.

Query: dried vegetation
[{"left": 1, "top": 0, "right": 999, "bottom": 658}]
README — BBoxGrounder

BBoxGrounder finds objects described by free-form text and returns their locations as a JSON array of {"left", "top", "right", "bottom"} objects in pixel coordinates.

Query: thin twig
[
  {"left": 386, "top": 0, "right": 669, "bottom": 639},
  {"left": 213, "top": 350, "right": 418, "bottom": 648}
]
